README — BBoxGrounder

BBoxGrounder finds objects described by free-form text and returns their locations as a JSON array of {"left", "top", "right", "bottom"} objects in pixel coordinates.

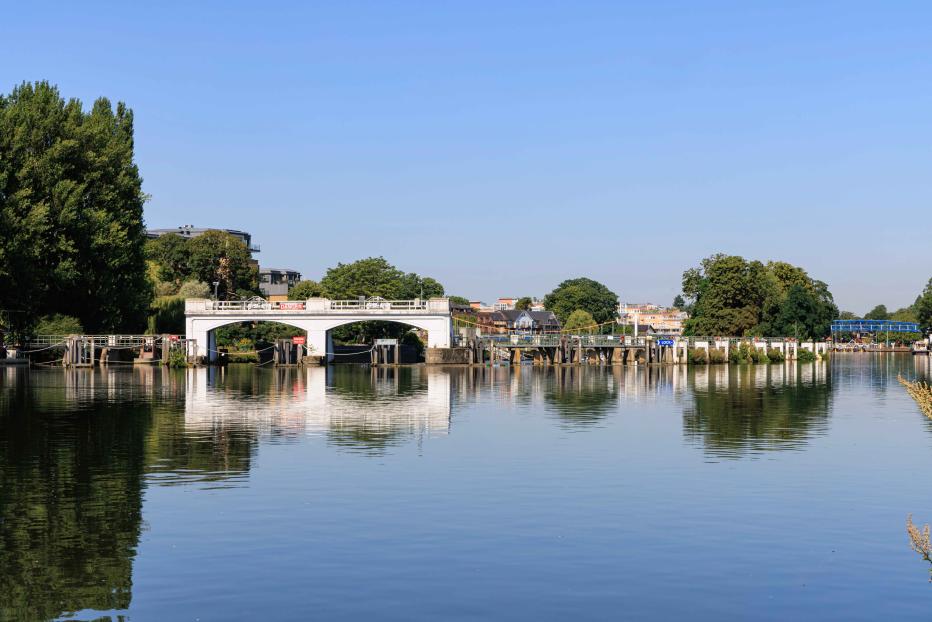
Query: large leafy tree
[
  {"left": 186, "top": 230, "right": 258, "bottom": 299},
  {"left": 145, "top": 233, "right": 191, "bottom": 285},
  {"left": 288, "top": 279, "right": 323, "bottom": 300},
  {"left": 515, "top": 296, "right": 533, "bottom": 311},
  {"left": 563, "top": 309, "right": 596, "bottom": 333},
  {"left": 915, "top": 278, "right": 932, "bottom": 333},
  {"left": 681, "top": 254, "right": 837, "bottom": 337},
  {"left": 0, "top": 81, "right": 150, "bottom": 333},
  {"left": 318, "top": 257, "right": 446, "bottom": 343},
  {"left": 320, "top": 257, "right": 444, "bottom": 300},
  {"left": 864, "top": 304, "right": 889, "bottom": 320},
  {"left": 543, "top": 277, "right": 618, "bottom": 325}
]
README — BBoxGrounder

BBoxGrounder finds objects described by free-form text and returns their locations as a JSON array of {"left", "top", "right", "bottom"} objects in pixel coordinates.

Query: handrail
[{"left": 186, "top": 298, "right": 447, "bottom": 313}]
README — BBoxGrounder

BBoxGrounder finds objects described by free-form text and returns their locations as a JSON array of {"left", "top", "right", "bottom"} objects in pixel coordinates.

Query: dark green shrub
[
  {"left": 752, "top": 348, "right": 769, "bottom": 364},
  {"left": 688, "top": 348, "right": 709, "bottom": 365},
  {"left": 766, "top": 348, "right": 785, "bottom": 363},
  {"left": 798, "top": 348, "right": 816, "bottom": 362},
  {"left": 708, "top": 348, "right": 727, "bottom": 364},
  {"left": 728, "top": 346, "right": 741, "bottom": 364},
  {"left": 166, "top": 348, "right": 189, "bottom": 368},
  {"left": 736, "top": 342, "right": 754, "bottom": 364}
]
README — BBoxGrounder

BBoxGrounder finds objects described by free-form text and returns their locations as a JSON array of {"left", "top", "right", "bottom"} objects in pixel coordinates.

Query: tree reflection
[
  {"left": 683, "top": 363, "right": 831, "bottom": 458},
  {"left": 543, "top": 366, "right": 618, "bottom": 428},
  {"left": 0, "top": 373, "right": 149, "bottom": 621}
]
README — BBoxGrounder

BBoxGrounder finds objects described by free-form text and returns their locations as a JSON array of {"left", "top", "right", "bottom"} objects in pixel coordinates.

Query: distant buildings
[
  {"left": 477, "top": 309, "right": 561, "bottom": 334},
  {"left": 259, "top": 268, "right": 302, "bottom": 300},
  {"left": 618, "top": 303, "right": 688, "bottom": 335}
]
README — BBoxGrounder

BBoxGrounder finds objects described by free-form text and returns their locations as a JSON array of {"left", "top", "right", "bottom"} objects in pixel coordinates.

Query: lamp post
[{"left": 212, "top": 281, "right": 220, "bottom": 300}]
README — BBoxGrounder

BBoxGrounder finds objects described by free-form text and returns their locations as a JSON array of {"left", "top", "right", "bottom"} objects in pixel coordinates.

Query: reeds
[
  {"left": 907, "top": 514, "right": 932, "bottom": 581},
  {"left": 898, "top": 374, "right": 932, "bottom": 419}
]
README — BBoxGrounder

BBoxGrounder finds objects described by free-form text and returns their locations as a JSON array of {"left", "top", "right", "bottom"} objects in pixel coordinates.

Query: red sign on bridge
[
  {"left": 292, "top": 336, "right": 306, "bottom": 345},
  {"left": 279, "top": 302, "right": 305, "bottom": 310}
]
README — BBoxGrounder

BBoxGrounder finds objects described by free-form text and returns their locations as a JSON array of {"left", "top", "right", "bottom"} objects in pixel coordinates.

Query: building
[
  {"left": 259, "top": 268, "right": 302, "bottom": 301},
  {"left": 493, "top": 297, "right": 518, "bottom": 311},
  {"left": 477, "top": 309, "right": 561, "bottom": 334},
  {"left": 146, "top": 225, "right": 261, "bottom": 254},
  {"left": 618, "top": 303, "right": 687, "bottom": 335}
]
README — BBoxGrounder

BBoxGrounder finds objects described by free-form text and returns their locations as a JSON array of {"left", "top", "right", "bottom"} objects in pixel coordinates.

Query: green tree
[
  {"left": 35, "top": 313, "right": 83, "bottom": 335},
  {"left": 543, "top": 277, "right": 618, "bottom": 325},
  {"left": 682, "top": 255, "right": 771, "bottom": 336},
  {"left": 770, "top": 284, "right": 833, "bottom": 339},
  {"left": 515, "top": 296, "right": 533, "bottom": 310},
  {"left": 682, "top": 254, "right": 836, "bottom": 337},
  {"left": 448, "top": 295, "right": 471, "bottom": 306},
  {"left": 288, "top": 279, "right": 323, "bottom": 300},
  {"left": 0, "top": 81, "right": 151, "bottom": 333},
  {"left": 319, "top": 257, "right": 446, "bottom": 343},
  {"left": 145, "top": 234, "right": 191, "bottom": 285},
  {"left": 915, "top": 278, "right": 932, "bottom": 333},
  {"left": 864, "top": 304, "right": 889, "bottom": 320},
  {"left": 186, "top": 230, "right": 258, "bottom": 299},
  {"left": 839, "top": 310, "right": 858, "bottom": 320},
  {"left": 562, "top": 309, "right": 596, "bottom": 333},
  {"left": 672, "top": 294, "right": 686, "bottom": 310},
  {"left": 320, "top": 257, "right": 444, "bottom": 300}
]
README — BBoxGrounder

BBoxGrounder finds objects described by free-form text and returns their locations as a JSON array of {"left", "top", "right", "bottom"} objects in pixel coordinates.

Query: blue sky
[{"left": 4, "top": 1, "right": 931, "bottom": 312}]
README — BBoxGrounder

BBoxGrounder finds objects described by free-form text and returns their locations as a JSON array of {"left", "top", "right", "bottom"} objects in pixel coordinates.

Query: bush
[
  {"left": 35, "top": 314, "right": 83, "bottom": 335},
  {"left": 766, "top": 348, "right": 785, "bottom": 363},
  {"left": 752, "top": 348, "right": 770, "bottom": 364},
  {"left": 728, "top": 346, "right": 741, "bottom": 364},
  {"left": 735, "top": 342, "right": 754, "bottom": 364},
  {"left": 688, "top": 348, "right": 709, "bottom": 365},
  {"left": 166, "top": 348, "right": 188, "bottom": 368},
  {"left": 708, "top": 348, "right": 727, "bottom": 364},
  {"left": 798, "top": 348, "right": 817, "bottom": 362},
  {"left": 178, "top": 280, "right": 211, "bottom": 298}
]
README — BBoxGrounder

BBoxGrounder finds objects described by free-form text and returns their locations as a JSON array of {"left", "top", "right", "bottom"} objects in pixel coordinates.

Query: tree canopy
[
  {"left": 288, "top": 279, "right": 324, "bottom": 300},
  {"left": 915, "top": 278, "right": 932, "bottom": 333},
  {"left": 319, "top": 257, "right": 444, "bottom": 300},
  {"left": 543, "top": 278, "right": 618, "bottom": 325},
  {"left": 680, "top": 254, "right": 837, "bottom": 338},
  {"left": 515, "top": 296, "right": 533, "bottom": 311},
  {"left": 145, "top": 231, "right": 258, "bottom": 300},
  {"left": 864, "top": 304, "right": 889, "bottom": 320},
  {"left": 563, "top": 309, "right": 596, "bottom": 333},
  {"left": 0, "top": 81, "right": 150, "bottom": 334}
]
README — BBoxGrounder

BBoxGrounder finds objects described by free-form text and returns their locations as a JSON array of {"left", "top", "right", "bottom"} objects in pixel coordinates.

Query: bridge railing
[{"left": 184, "top": 298, "right": 451, "bottom": 314}]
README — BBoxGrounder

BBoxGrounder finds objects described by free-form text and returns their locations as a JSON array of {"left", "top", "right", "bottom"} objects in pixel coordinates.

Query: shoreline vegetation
[{"left": 898, "top": 375, "right": 932, "bottom": 419}]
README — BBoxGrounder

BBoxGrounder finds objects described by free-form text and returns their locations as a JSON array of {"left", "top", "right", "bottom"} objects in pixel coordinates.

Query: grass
[{"left": 898, "top": 374, "right": 932, "bottom": 419}]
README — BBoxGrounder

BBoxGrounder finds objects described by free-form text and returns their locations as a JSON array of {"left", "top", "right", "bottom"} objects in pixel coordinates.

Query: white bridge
[{"left": 184, "top": 297, "right": 453, "bottom": 362}]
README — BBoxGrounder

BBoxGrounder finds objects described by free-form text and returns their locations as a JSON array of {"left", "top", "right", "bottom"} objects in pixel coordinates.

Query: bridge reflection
[{"left": 182, "top": 366, "right": 452, "bottom": 453}]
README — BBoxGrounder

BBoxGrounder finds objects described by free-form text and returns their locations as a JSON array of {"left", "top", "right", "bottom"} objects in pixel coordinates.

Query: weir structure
[{"left": 184, "top": 297, "right": 453, "bottom": 364}]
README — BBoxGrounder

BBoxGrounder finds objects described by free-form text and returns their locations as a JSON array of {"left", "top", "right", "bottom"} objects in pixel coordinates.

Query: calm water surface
[{"left": 2, "top": 356, "right": 932, "bottom": 621}]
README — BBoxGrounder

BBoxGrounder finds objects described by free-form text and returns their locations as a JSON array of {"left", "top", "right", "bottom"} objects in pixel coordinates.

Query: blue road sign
[{"left": 658, "top": 339, "right": 674, "bottom": 346}]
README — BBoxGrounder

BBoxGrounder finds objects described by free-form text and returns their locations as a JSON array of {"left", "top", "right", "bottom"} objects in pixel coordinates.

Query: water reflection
[
  {"left": 0, "top": 369, "right": 150, "bottom": 621},
  {"left": 683, "top": 362, "right": 832, "bottom": 459},
  {"left": 2, "top": 359, "right": 909, "bottom": 619},
  {"left": 183, "top": 366, "right": 452, "bottom": 455}
]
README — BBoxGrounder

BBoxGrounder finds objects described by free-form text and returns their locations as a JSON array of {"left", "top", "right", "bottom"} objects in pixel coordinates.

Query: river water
[{"left": 1, "top": 355, "right": 931, "bottom": 621}]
